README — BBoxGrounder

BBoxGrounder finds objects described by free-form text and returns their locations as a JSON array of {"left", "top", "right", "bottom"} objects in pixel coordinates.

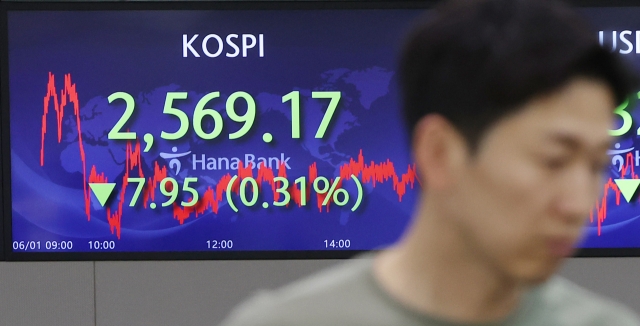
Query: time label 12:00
[{"left": 107, "top": 90, "right": 341, "bottom": 141}]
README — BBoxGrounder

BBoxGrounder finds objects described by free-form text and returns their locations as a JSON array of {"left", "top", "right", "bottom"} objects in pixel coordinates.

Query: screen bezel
[{"left": 2, "top": 0, "right": 640, "bottom": 261}]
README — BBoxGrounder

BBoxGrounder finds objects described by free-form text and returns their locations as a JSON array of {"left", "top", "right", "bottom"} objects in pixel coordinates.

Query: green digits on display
[
  {"left": 159, "top": 177, "right": 199, "bottom": 207},
  {"left": 193, "top": 92, "right": 223, "bottom": 139},
  {"left": 124, "top": 177, "right": 199, "bottom": 207},
  {"left": 161, "top": 90, "right": 257, "bottom": 141},
  {"left": 160, "top": 177, "right": 179, "bottom": 207},
  {"left": 282, "top": 91, "right": 301, "bottom": 138},
  {"left": 282, "top": 91, "right": 341, "bottom": 139},
  {"left": 609, "top": 91, "right": 640, "bottom": 137},
  {"left": 228, "top": 175, "right": 360, "bottom": 211},
  {"left": 181, "top": 177, "right": 199, "bottom": 207},
  {"left": 273, "top": 177, "right": 290, "bottom": 207},
  {"left": 226, "top": 91, "right": 256, "bottom": 139},
  {"left": 294, "top": 176, "right": 307, "bottom": 206},
  {"left": 161, "top": 92, "right": 190, "bottom": 140},
  {"left": 312, "top": 91, "right": 341, "bottom": 138},
  {"left": 128, "top": 178, "right": 145, "bottom": 207},
  {"left": 240, "top": 177, "right": 259, "bottom": 207},
  {"left": 107, "top": 90, "right": 342, "bottom": 141},
  {"left": 108, "top": 92, "right": 137, "bottom": 140},
  {"left": 272, "top": 176, "right": 306, "bottom": 207}
]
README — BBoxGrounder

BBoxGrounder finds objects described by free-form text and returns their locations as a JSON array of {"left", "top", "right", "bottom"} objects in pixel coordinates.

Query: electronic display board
[
  {"left": 578, "top": 6, "right": 640, "bottom": 256},
  {"left": 2, "top": 2, "right": 425, "bottom": 259},
  {"left": 2, "top": 1, "right": 640, "bottom": 260}
]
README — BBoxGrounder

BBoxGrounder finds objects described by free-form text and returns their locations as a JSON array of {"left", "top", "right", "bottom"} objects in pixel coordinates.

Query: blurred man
[{"left": 220, "top": 0, "right": 640, "bottom": 325}]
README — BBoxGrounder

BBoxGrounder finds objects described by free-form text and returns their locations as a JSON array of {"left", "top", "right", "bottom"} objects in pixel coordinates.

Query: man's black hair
[{"left": 400, "top": 0, "right": 639, "bottom": 151}]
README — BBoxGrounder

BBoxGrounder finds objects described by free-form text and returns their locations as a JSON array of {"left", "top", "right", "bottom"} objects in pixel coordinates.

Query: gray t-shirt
[{"left": 219, "top": 257, "right": 640, "bottom": 326}]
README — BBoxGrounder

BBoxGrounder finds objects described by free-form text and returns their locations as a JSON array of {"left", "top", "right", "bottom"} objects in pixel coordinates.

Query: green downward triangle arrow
[
  {"left": 89, "top": 183, "right": 116, "bottom": 207},
  {"left": 614, "top": 179, "right": 640, "bottom": 203}
]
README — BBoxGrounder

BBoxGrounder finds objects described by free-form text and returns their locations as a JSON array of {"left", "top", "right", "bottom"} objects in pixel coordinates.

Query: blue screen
[
  {"left": 5, "top": 6, "right": 640, "bottom": 256},
  {"left": 6, "top": 9, "right": 421, "bottom": 254}
]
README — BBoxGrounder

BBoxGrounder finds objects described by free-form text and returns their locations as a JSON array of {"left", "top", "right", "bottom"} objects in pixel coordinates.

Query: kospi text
[{"left": 182, "top": 34, "right": 265, "bottom": 58}]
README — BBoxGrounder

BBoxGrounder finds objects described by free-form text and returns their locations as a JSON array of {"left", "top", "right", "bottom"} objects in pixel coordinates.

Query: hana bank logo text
[{"left": 160, "top": 147, "right": 292, "bottom": 174}]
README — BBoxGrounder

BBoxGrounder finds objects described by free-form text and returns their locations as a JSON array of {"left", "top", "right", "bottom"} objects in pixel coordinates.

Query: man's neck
[{"left": 372, "top": 202, "right": 527, "bottom": 323}]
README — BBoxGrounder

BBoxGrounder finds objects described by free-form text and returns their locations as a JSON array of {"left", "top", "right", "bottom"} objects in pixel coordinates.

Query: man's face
[{"left": 444, "top": 78, "right": 615, "bottom": 284}]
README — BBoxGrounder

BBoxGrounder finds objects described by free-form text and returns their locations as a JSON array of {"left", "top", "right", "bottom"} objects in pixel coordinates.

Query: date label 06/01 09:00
[{"left": 12, "top": 241, "right": 74, "bottom": 251}]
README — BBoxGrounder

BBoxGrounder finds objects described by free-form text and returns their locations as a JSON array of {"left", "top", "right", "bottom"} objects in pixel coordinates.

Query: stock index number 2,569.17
[{"left": 107, "top": 90, "right": 341, "bottom": 142}]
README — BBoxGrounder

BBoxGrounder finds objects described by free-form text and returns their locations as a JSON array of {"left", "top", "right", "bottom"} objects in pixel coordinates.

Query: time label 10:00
[
  {"left": 88, "top": 240, "right": 116, "bottom": 250},
  {"left": 107, "top": 90, "right": 341, "bottom": 141}
]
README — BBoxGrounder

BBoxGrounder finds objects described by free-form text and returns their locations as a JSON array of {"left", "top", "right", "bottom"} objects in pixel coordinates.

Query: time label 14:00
[{"left": 107, "top": 90, "right": 341, "bottom": 141}]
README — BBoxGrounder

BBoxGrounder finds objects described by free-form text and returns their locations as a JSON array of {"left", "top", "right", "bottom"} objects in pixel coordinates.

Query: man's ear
[{"left": 412, "top": 114, "right": 469, "bottom": 190}]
